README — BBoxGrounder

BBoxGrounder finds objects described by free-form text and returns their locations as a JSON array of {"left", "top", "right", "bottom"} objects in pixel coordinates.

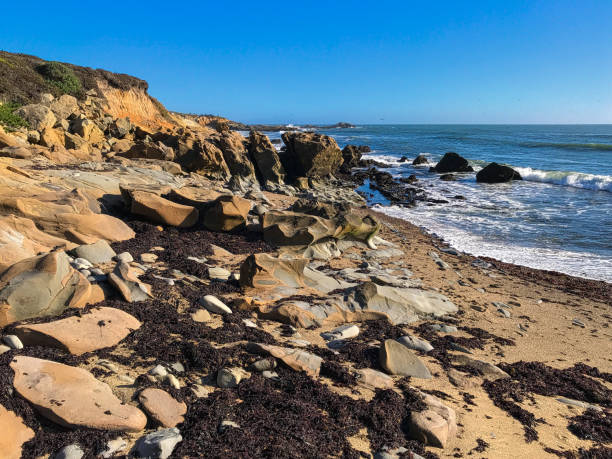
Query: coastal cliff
[{"left": 0, "top": 52, "right": 610, "bottom": 459}]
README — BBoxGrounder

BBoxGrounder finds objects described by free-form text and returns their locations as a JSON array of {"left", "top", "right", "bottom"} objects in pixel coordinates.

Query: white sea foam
[
  {"left": 375, "top": 204, "right": 612, "bottom": 282},
  {"left": 514, "top": 167, "right": 612, "bottom": 192}
]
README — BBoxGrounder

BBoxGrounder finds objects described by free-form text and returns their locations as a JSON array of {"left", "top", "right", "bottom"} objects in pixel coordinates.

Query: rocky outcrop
[
  {"left": 340, "top": 145, "right": 369, "bottom": 171},
  {"left": 430, "top": 152, "right": 474, "bottom": 173},
  {"left": 216, "top": 131, "right": 257, "bottom": 181},
  {"left": 248, "top": 130, "right": 286, "bottom": 184},
  {"left": 476, "top": 162, "right": 522, "bottom": 183},
  {"left": 126, "top": 190, "right": 199, "bottom": 228},
  {"left": 262, "top": 211, "right": 339, "bottom": 246},
  {"left": 281, "top": 132, "right": 343, "bottom": 178}
]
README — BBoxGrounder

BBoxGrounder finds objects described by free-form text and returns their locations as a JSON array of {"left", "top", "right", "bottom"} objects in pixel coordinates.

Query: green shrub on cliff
[
  {"left": 0, "top": 102, "right": 28, "bottom": 129},
  {"left": 36, "top": 62, "right": 82, "bottom": 97}
]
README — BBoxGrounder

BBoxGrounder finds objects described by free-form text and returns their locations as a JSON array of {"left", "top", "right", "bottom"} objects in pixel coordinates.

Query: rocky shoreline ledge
[{"left": 0, "top": 53, "right": 610, "bottom": 459}]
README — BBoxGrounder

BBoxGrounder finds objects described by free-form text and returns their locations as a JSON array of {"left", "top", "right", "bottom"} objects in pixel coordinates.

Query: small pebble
[
  {"left": 166, "top": 374, "right": 181, "bottom": 389},
  {"left": 150, "top": 364, "right": 168, "bottom": 377},
  {"left": 115, "top": 252, "right": 133, "bottom": 263},
  {"left": 2, "top": 335, "right": 23, "bottom": 349}
]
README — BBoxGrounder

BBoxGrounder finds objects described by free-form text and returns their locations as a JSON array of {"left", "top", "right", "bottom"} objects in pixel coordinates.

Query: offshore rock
[
  {"left": 476, "top": 162, "right": 522, "bottom": 183},
  {"left": 430, "top": 152, "right": 474, "bottom": 173}
]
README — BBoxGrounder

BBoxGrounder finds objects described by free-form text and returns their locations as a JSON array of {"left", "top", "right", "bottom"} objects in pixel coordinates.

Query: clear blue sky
[{"left": 2, "top": 1, "right": 611, "bottom": 124}]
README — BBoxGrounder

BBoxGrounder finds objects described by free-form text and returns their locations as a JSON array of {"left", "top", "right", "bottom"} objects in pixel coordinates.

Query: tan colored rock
[
  {"left": 203, "top": 195, "right": 251, "bottom": 232},
  {"left": 0, "top": 405, "right": 35, "bottom": 459},
  {"left": 49, "top": 94, "right": 78, "bottom": 120},
  {"left": 14, "top": 307, "right": 141, "bottom": 355},
  {"left": 11, "top": 356, "right": 147, "bottom": 431},
  {"left": 281, "top": 131, "right": 343, "bottom": 178},
  {"left": 119, "top": 141, "right": 175, "bottom": 161},
  {"left": 0, "top": 145, "right": 34, "bottom": 159},
  {"left": 379, "top": 339, "right": 432, "bottom": 379},
  {"left": 138, "top": 388, "right": 186, "bottom": 428},
  {"left": 39, "top": 127, "right": 65, "bottom": 149},
  {"left": 452, "top": 355, "right": 510, "bottom": 380},
  {"left": 111, "top": 138, "right": 135, "bottom": 154},
  {"left": 108, "top": 261, "right": 152, "bottom": 302},
  {"left": 56, "top": 213, "right": 136, "bottom": 244},
  {"left": 16, "top": 104, "right": 56, "bottom": 131},
  {"left": 130, "top": 190, "right": 199, "bottom": 228},
  {"left": 64, "top": 132, "right": 90, "bottom": 152},
  {"left": 409, "top": 393, "right": 457, "bottom": 448},
  {"left": 0, "top": 125, "right": 23, "bottom": 148},
  {"left": 0, "top": 215, "right": 74, "bottom": 272},
  {"left": 0, "top": 251, "right": 90, "bottom": 327},
  {"left": 355, "top": 368, "right": 395, "bottom": 389},
  {"left": 190, "top": 309, "right": 211, "bottom": 322},
  {"left": 248, "top": 130, "right": 286, "bottom": 184},
  {"left": 248, "top": 342, "right": 322, "bottom": 377},
  {"left": 261, "top": 211, "right": 339, "bottom": 246},
  {"left": 240, "top": 253, "right": 308, "bottom": 289}
]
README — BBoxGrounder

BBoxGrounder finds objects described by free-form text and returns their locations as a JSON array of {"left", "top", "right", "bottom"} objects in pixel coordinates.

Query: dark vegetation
[
  {"left": 0, "top": 50, "right": 149, "bottom": 105},
  {"left": 0, "top": 101, "right": 28, "bottom": 129}
]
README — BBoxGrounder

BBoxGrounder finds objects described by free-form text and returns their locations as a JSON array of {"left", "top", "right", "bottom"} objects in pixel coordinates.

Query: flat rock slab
[
  {"left": 14, "top": 307, "right": 141, "bottom": 355},
  {"left": 10, "top": 356, "right": 147, "bottom": 431},
  {"left": 248, "top": 342, "right": 323, "bottom": 377},
  {"left": 138, "top": 388, "right": 187, "bottom": 428},
  {"left": 379, "top": 339, "right": 432, "bottom": 379},
  {"left": 0, "top": 405, "right": 35, "bottom": 459}
]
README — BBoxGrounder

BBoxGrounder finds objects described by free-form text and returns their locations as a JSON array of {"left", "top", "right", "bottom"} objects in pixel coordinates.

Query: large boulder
[
  {"left": 0, "top": 251, "right": 91, "bottom": 327},
  {"left": 69, "top": 117, "right": 105, "bottom": 144},
  {"left": 281, "top": 132, "right": 343, "bottom": 178},
  {"left": 262, "top": 211, "right": 339, "bottom": 246},
  {"left": 412, "top": 154, "right": 429, "bottom": 166},
  {"left": 216, "top": 131, "right": 257, "bottom": 180},
  {"left": 15, "top": 104, "right": 56, "bottom": 131},
  {"left": 119, "top": 141, "right": 175, "bottom": 161},
  {"left": 128, "top": 190, "right": 199, "bottom": 228},
  {"left": 107, "top": 117, "right": 132, "bottom": 138},
  {"left": 10, "top": 356, "right": 147, "bottom": 431},
  {"left": 176, "top": 139, "right": 230, "bottom": 179},
  {"left": 340, "top": 145, "right": 367, "bottom": 171},
  {"left": 202, "top": 195, "right": 251, "bottom": 232},
  {"left": 430, "top": 152, "right": 473, "bottom": 173},
  {"left": 49, "top": 94, "right": 78, "bottom": 120},
  {"left": 248, "top": 130, "right": 286, "bottom": 184},
  {"left": 476, "top": 162, "right": 522, "bottom": 183}
]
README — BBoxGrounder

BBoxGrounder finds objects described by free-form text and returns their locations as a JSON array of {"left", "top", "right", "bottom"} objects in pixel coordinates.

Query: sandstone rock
[
  {"left": 64, "top": 132, "right": 90, "bottom": 151},
  {"left": 0, "top": 145, "right": 34, "bottom": 158},
  {"left": 176, "top": 139, "right": 230, "bottom": 180},
  {"left": 138, "top": 388, "right": 187, "bottom": 428},
  {"left": 108, "top": 117, "right": 132, "bottom": 138},
  {"left": 14, "top": 307, "right": 141, "bottom": 355},
  {"left": 355, "top": 368, "right": 395, "bottom": 389},
  {"left": 202, "top": 195, "right": 251, "bottom": 232},
  {"left": 39, "top": 126, "right": 65, "bottom": 148},
  {"left": 72, "top": 239, "right": 116, "bottom": 264},
  {"left": 216, "top": 131, "right": 256, "bottom": 180},
  {"left": 0, "top": 251, "right": 90, "bottom": 327},
  {"left": 135, "top": 428, "right": 182, "bottom": 459},
  {"left": 190, "top": 309, "right": 211, "bottom": 322},
  {"left": 0, "top": 125, "right": 23, "bottom": 148},
  {"left": 409, "top": 392, "right": 457, "bottom": 448},
  {"left": 248, "top": 342, "right": 323, "bottom": 376},
  {"left": 129, "top": 190, "right": 199, "bottom": 228},
  {"left": 281, "top": 132, "right": 343, "bottom": 178},
  {"left": 11, "top": 356, "right": 147, "bottom": 431},
  {"left": 119, "top": 141, "right": 175, "bottom": 161},
  {"left": 379, "top": 339, "right": 432, "bottom": 378},
  {"left": 69, "top": 117, "right": 105, "bottom": 144},
  {"left": 49, "top": 94, "right": 78, "bottom": 120},
  {"left": 0, "top": 215, "right": 74, "bottom": 272},
  {"left": 452, "top": 355, "right": 510, "bottom": 380},
  {"left": 53, "top": 213, "right": 135, "bottom": 245},
  {"left": 261, "top": 211, "right": 338, "bottom": 246},
  {"left": 108, "top": 261, "right": 152, "bottom": 302},
  {"left": 0, "top": 405, "right": 35, "bottom": 459},
  {"left": 347, "top": 282, "right": 458, "bottom": 325},
  {"left": 248, "top": 130, "right": 286, "bottom": 184},
  {"left": 476, "top": 162, "right": 522, "bottom": 183},
  {"left": 240, "top": 253, "right": 308, "bottom": 289},
  {"left": 430, "top": 152, "right": 474, "bottom": 173},
  {"left": 16, "top": 104, "right": 56, "bottom": 131}
]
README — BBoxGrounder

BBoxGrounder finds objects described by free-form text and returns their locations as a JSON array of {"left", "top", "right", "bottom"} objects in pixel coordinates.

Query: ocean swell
[{"left": 514, "top": 167, "right": 612, "bottom": 192}]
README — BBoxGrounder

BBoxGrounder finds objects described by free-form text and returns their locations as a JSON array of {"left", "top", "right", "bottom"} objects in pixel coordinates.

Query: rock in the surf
[
  {"left": 476, "top": 162, "right": 522, "bottom": 183},
  {"left": 430, "top": 152, "right": 474, "bottom": 173}
]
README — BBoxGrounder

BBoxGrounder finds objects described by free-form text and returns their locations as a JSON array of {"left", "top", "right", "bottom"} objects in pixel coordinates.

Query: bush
[
  {"left": 0, "top": 102, "right": 28, "bottom": 129},
  {"left": 36, "top": 61, "right": 82, "bottom": 96}
]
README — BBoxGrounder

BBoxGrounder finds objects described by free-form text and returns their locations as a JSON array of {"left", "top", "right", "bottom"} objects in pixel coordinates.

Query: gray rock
[
  {"left": 199, "top": 295, "right": 232, "bottom": 314},
  {"left": 2, "top": 335, "right": 24, "bottom": 349},
  {"left": 150, "top": 364, "right": 168, "bottom": 377},
  {"left": 72, "top": 240, "right": 117, "bottom": 265},
  {"left": 16, "top": 104, "right": 56, "bottom": 131},
  {"left": 135, "top": 428, "right": 182, "bottom": 459},
  {"left": 0, "top": 344, "right": 11, "bottom": 355},
  {"left": 379, "top": 339, "right": 432, "bottom": 379},
  {"left": 73, "top": 258, "right": 93, "bottom": 268},
  {"left": 429, "top": 323, "right": 458, "bottom": 333},
  {"left": 251, "top": 358, "right": 277, "bottom": 372},
  {"left": 497, "top": 308, "right": 511, "bottom": 318},
  {"left": 115, "top": 252, "right": 133, "bottom": 263},
  {"left": 217, "top": 367, "right": 250, "bottom": 388},
  {"left": 572, "top": 319, "right": 586, "bottom": 328},
  {"left": 53, "top": 444, "right": 84, "bottom": 459},
  {"left": 208, "top": 266, "right": 231, "bottom": 281},
  {"left": 321, "top": 324, "right": 359, "bottom": 341},
  {"left": 262, "top": 370, "right": 280, "bottom": 380},
  {"left": 556, "top": 397, "right": 602, "bottom": 412},
  {"left": 452, "top": 355, "right": 509, "bottom": 380},
  {"left": 397, "top": 335, "right": 433, "bottom": 353},
  {"left": 100, "top": 437, "right": 128, "bottom": 458}
]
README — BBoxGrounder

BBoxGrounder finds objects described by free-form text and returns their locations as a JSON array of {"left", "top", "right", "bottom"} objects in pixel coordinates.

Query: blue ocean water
[{"left": 316, "top": 125, "right": 612, "bottom": 282}]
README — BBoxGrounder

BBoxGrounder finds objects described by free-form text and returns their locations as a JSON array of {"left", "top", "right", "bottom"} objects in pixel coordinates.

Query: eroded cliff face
[{"left": 95, "top": 78, "right": 173, "bottom": 130}]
